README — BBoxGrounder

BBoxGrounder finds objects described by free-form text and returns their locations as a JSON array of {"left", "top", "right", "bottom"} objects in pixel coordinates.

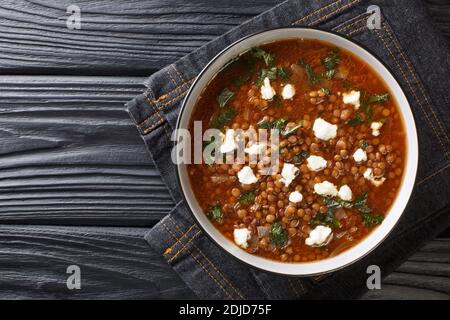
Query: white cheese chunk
[
  {"left": 307, "top": 155, "right": 327, "bottom": 172},
  {"left": 342, "top": 90, "right": 361, "bottom": 109},
  {"left": 281, "top": 84, "right": 295, "bottom": 100},
  {"left": 338, "top": 184, "right": 353, "bottom": 201},
  {"left": 353, "top": 148, "right": 367, "bottom": 162},
  {"left": 371, "top": 121, "right": 383, "bottom": 136},
  {"left": 363, "top": 168, "right": 386, "bottom": 187},
  {"left": 244, "top": 143, "right": 265, "bottom": 155},
  {"left": 237, "top": 166, "right": 258, "bottom": 185},
  {"left": 219, "top": 129, "right": 237, "bottom": 154},
  {"left": 260, "top": 77, "right": 276, "bottom": 100},
  {"left": 289, "top": 191, "right": 303, "bottom": 203},
  {"left": 279, "top": 163, "right": 299, "bottom": 187},
  {"left": 313, "top": 118, "right": 337, "bottom": 141},
  {"left": 314, "top": 181, "right": 338, "bottom": 197},
  {"left": 305, "top": 225, "right": 332, "bottom": 247},
  {"left": 233, "top": 228, "right": 251, "bottom": 249}
]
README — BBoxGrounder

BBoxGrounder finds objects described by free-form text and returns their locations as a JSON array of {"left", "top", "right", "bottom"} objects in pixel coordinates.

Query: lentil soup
[{"left": 187, "top": 39, "right": 406, "bottom": 263}]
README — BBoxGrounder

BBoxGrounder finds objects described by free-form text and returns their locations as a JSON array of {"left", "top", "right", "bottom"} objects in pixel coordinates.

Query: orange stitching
[
  {"left": 373, "top": 27, "right": 448, "bottom": 160},
  {"left": 142, "top": 91, "right": 172, "bottom": 139},
  {"left": 417, "top": 164, "right": 449, "bottom": 186},
  {"left": 172, "top": 64, "right": 187, "bottom": 83},
  {"left": 168, "top": 230, "right": 202, "bottom": 263},
  {"left": 291, "top": 0, "right": 343, "bottom": 25},
  {"left": 150, "top": 79, "right": 193, "bottom": 104},
  {"left": 383, "top": 24, "right": 449, "bottom": 159},
  {"left": 335, "top": 14, "right": 369, "bottom": 33},
  {"left": 163, "top": 223, "right": 197, "bottom": 256},
  {"left": 168, "top": 216, "right": 245, "bottom": 299},
  {"left": 346, "top": 23, "right": 368, "bottom": 36},
  {"left": 308, "top": 0, "right": 362, "bottom": 26},
  {"left": 161, "top": 220, "right": 234, "bottom": 299}
]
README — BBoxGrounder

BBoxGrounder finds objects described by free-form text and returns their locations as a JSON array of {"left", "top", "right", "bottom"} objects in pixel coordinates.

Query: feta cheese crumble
[
  {"left": 244, "top": 143, "right": 265, "bottom": 155},
  {"left": 353, "top": 148, "right": 367, "bottom": 162},
  {"left": 342, "top": 90, "right": 361, "bottom": 109},
  {"left": 279, "top": 163, "right": 299, "bottom": 187},
  {"left": 314, "top": 181, "right": 338, "bottom": 197},
  {"left": 233, "top": 228, "right": 251, "bottom": 248},
  {"left": 305, "top": 225, "right": 333, "bottom": 247},
  {"left": 306, "top": 155, "right": 327, "bottom": 172},
  {"left": 289, "top": 191, "right": 303, "bottom": 203},
  {"left": 281, "top": 84, "right": 295, "bottom": 100},
  {"left": 338, "top": 184, "right": 353, "bottom": 201},
  {"left": 237, "top": 166, "right": 258, "bottom": 184},
  {"left": 363, "top": 168, "right": 386, "bottom": 187},
  {"left": 219, "top": 129, "right": 237, "bottom": 154},
  {"left": 371, "top": 121, "right": 383, "bottom": 136},
  {"left": 260, "top": 77, "right": 276, "bottom": 100},
  {"left": 313, "top": 118, "right": 337, "bottom": 141}
]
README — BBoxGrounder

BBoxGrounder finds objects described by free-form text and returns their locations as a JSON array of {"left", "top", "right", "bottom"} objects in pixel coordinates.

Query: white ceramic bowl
[{"left": 176, "top": 28, "right": 418, "bottom": 276}]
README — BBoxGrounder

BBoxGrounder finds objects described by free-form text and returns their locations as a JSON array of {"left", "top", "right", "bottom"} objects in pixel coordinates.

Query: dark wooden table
[{"left": 0, "top": 0, "right": 448, "bottom": 300}]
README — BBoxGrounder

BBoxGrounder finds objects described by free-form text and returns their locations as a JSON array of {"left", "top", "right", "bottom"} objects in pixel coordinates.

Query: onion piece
[{"left": 257, "top": 226, "right": 269, "bottom": 238}]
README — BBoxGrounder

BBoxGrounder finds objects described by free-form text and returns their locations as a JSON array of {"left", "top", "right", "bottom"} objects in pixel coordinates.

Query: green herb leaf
[
  {"left": 291, "top": 150, "right": 310, "bottom": 164},
  {"left": 256, "top": 67, "right": 278, "bottom": 86},
  {"left": 209, "top": 203, "right": 223, "bottom": 223},
  {"left": 347, "top": 113, "right": 363, "bottom": 126},
  {"left": 281, "top": 120, "right": 304, "bottom": 137},
  {"left": 216, "top": 88, "right": 234, "bottom": 108},
  {"left": 298, "top": 59, "right": 323, "bottom": 85},
  {"left": 362, "top": 212, "right": 385, "bottom": 226},
  {"left": 269, "top": 221, "right": 288, "bottom": 247},
  {"left": 256, "top": 119, "right": 272, "bottom": 129},
  {"left": 321, "top": 196, "right": 353, "bottom": 209},
  {"left": 212, "top": 108, "right": 236, "bottom": 129},
  {"left": 270, "top": 94, "right": 283, "bottom": 108},
  {"left": 322, "top": 48, "right": 340, "bottom": 79},
  {"left": 239, "top": 191, "right": 256, "bottom": 205},
  {"left": 252, "top": 47, "right": 275, "bottom": 66},
  {"left": 272, "top": 118, "right": 288, "bottom": 130},
  {"left": 278, "top": 67, "right": 291, "bottom": 80},
  {"left": 360, "top": 140, "right": 369, "bottom": 150},
  {"left": 311, "top": 209, "right": 341, "bottom": 228},
  {"left": 320, "top": 87, "right": 331, "bottom": 96},
  {"left": 367, "top": 93, "right": 390, "bottom": 104}
]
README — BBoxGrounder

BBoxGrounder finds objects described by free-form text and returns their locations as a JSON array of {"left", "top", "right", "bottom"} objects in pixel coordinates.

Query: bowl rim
[{"left": 175, "top": 26, "right": 419, "bottom": 276}]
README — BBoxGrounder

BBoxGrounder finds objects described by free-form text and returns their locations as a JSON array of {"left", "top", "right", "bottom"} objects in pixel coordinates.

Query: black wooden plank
[
  {"left": 0, "top": 224, "right": 447, "bottom": 299},
  {"left": 0, "top": 225, "right": 195, "bottom": 299},
  {"left": 0, "top": 76, "right": 175, "bottom": 226},
  {"left": 0, "top": 1, "right": 446, "bottom": 76},
  {"left": 0, "top": 0, "right": 282, "bottom": 76}
]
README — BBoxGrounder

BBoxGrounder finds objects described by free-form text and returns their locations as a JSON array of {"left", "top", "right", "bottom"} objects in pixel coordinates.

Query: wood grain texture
[
  {"left": 0, "top": 223, "right": 447, "bottom": 299},
  {"left": 361, "top": 239, "right": 450, "bottom": 300},
  {"left": 0, "top": 225, "right": 195, "bottom": 299},
  {"left": 0, "top": 76, "right": 175, "bottom": 226},
  {"left": 0, "top": 0, "right": 282, "bottom": 75}
]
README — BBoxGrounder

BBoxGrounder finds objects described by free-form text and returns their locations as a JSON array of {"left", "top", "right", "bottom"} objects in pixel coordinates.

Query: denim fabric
[{"left": 126, "top": 0, "right": 450, "bottom": 299}]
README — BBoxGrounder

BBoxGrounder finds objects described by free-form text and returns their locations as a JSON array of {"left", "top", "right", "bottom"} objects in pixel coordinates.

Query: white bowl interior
[{"left": 177, "top": 28, "right": 418, "bottom": 275}]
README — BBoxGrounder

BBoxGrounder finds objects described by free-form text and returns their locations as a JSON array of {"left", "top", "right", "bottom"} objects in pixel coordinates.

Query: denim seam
[
  {"left": 291, "top": 0, "right": 349, "bottom": 25},
  {"left": 373, "top": 26, "right": 449, "bottom": 161},
  {"left": 160, "top": 219, "right": 235, "bottom": 299},
  {"left": 307, "top": 0, "right": 363, "bottom": 26},
  {"left": 163, "top": 223, "right": 197, "bottom": 257},
  {"left": 334, "top": 13, "right": 369, "bottom": 33},
  {"left": 168, "top": 215, "right": 246, "bottom": 299},
  {"left": 168, "top": 230, "right": 202, "bottom": 263},
  {"left": 383, "top": 23, "right": 449, "bottom": 158},
  {"left": 417, "top": 164, "right": 449, "bottom": 186}
]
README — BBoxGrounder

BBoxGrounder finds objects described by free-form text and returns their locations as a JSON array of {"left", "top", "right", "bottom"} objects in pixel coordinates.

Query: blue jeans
[{"left": 126, "top": 0, "right": 450, "bottom": 299}]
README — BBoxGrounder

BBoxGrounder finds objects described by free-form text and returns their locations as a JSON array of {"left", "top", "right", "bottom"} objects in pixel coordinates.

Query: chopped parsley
[
  {"left": 216, "top": 88, "right": 234, "bottom": 108},
  {"left": 256, "top": 67, "right": 278, "bottom": 86},
  {"left": 252, "top": 47, "right": 275, "bottom": 66},
  {"left": 212, "top": 108, "right": 236, "bottom": 129},
  {"left": 311, "top": 209, "right": 341, "bottom": 228},
  {"left": 269, "top": 221, "right": 288, "bottom": 247},
  {"left": 277, "top": 67, "right": 291, "bottom": 80},
  {"left": 291, "top": 150, "right": 310, "bottom": 164},
  {"left": 257, "top": 118, "right": 287, "bottom": 131},
  {"left": 347, "top": 113, "right": 363, "bottom": 126},
  {"left": 298, "top": 58, "right": 322, "bottom": 85},
  {"left": 239, "top": 191, "right": 257, "bottom": 205},
  {"left": 322, "top": 48, "right": 340, "bottom": 80},
  {"left": 209, "top": 203, "right": 223, "bottom": 223}
]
